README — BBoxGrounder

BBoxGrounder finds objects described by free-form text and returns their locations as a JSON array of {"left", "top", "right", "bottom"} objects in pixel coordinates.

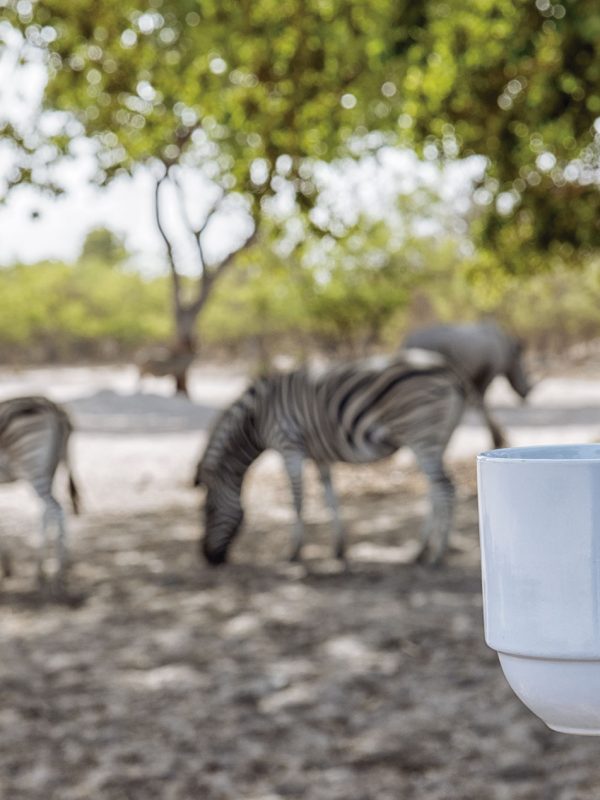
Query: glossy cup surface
[{"left": 478, "top": 444, "right": 600, "bottom": 734}]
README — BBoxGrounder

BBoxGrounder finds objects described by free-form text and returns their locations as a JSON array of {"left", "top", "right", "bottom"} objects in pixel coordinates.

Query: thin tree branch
[
  {"left": 196, "top": 192, "right": 225, "bottom": 236},
  {"left": 194, "top": 193, "right": 224, "bottom": 270},
  {"left": 189, "top": 226, "right": 258, "bottom": 315},
  {"left": 154, "top": 173, "right": 182, "bottom": 306},
  {"left": 170, "top": 168, "right": 224, "bottom": 275},
  {"left": 211, "top": 228, "right": 258, "bottom": 282},
  {"left": 171, "top": 171, "right": 203, "bottom": 269}
]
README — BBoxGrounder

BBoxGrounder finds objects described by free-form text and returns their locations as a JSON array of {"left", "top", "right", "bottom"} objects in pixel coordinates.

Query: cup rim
[{"left": 478, "top": 443, "right": 600, "bottom": 464}]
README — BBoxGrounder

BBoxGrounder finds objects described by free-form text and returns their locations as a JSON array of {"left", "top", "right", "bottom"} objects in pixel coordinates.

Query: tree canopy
[
  {"left": 1, "top": 0, "right": 599, "bottom": 267},
  {"left": 79, "top": 227, "right": 129, "bottom": 263},
  {"left": 401, "top": 0, "right": 600, "bottom": 260},
  {"left": 2, "top": 0, "right": 415, "bottom": 211}
]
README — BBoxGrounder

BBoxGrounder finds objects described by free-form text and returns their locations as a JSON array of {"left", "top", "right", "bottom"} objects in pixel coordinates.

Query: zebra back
[
  {"left": 0, "top": 396, "right": 71, "bottom": 436},
  {"left": 0, "top": 396, "right": 75, "bottom": 484},
  {"left": 198, "top": 351, "right": 463, "bottom": 481}
]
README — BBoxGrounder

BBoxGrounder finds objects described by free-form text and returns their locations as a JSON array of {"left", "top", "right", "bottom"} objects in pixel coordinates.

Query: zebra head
[
  {"left": 195, "top": 463, "right": 244, "bottom": 565},
  {"left": 194, "top": 382, "right": 266, "bottom": 565}
]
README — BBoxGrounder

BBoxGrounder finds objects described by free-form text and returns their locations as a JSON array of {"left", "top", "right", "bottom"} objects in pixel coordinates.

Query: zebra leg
[
  {"left": 37, "top": 504, "right": 51, "bottom": 585},
  {"left": 414, "top": 506, "right": 435, "bottom": 564},
  {"left": 418, "top": 458, "right": 455, "bottom": 565},
  {"left": 282, "top": 451, "right": 305, "bottom": 562},
  {"left": 407, "top": 442, "right": 455, "bottom": 566},
  {"left": 427, "top": 471, "right": 455, "bottom": 565},
  {"left": 36, "top": 486, "right": 69, "bottom": 587},
  {"left": 54, "top": 499, "right": 69, "bottom": 584},
  {"left": 317, "top": 463, "right": 346, "bottom": 560}
]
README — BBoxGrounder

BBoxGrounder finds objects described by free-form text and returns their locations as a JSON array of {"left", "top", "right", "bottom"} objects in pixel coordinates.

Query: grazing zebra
[
  {"left": 0, "top": 396, "right": 79, "bottom": 584},
  {"left": 194, "top": 350, "right": 489, "bottom": 566}
]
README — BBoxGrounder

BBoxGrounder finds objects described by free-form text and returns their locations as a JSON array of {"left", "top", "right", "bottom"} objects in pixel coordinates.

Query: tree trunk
[
  {"left": 175, "top": 369, "right": 189, "bottom": 395},
  {"left": 152, "top": 165, "right": 259, "bottom": 398},
  {"left": 172, "top": 306, "right": 198, "bottom": 397}
]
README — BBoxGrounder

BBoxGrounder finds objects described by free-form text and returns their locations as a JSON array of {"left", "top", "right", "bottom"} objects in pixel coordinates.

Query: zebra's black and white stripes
[
  {"left": 195, "top": 351, "right": 468, "bottom": 566},
  {"left": 0, "top": 396, "right": 79, "bottom": 583}
]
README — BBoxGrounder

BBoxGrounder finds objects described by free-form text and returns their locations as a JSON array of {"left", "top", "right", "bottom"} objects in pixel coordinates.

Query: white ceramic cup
[{"left": 477, "top": 444, "right": 600, "bottom": 735}]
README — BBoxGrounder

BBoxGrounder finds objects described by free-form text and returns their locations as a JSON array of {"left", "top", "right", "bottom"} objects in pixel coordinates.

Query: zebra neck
[
  {"left": 214, "top": 409, "right": 265, "bottom": 486},
  {"left": 228, "top": 432, "right": 265, "bottom": 482}
]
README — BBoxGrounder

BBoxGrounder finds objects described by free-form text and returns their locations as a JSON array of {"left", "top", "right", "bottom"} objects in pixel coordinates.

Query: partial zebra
[
  {"left": 194, "top": 350, "right": 475, "bottom": 566},
  {"left": 0, "top": 396, "right": 79, "bottom": 584},
  {"left": 403, "top": 321, "right": 532, "bottom": 447}
]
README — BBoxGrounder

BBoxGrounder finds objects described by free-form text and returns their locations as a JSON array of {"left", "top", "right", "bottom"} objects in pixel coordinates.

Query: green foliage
[
  {"left": 79, "top": 227, "right": 129, "bottom": 264},
  {"left": 495, "top": 260, "right": 600, "bottom": 350},
  {"left": 0, "top": 259, "right": 170, "bottom": 359},
  {"left": 2, "top": 0, "right": 414, "bottom": 203},
  {"left": 298, "top": 225, "right": 418, "bottom": 351},
  {"left": 1, "top": 239, "right": 600, "bottom": 363},
  {"left": 4, "top": 0, "right": 598, "bottom": 263},
  {"left": 200, "top": 251, "right": 306, "bottom": 346},
  {"left": 386, "top": 0, "right": 600, "bottom": 259},
  {"left": 201, "top": 222, "right": 462, "bottom": 354},
  {"left": 1, "top": 0, "right": 600, "bottom": 364},
  {"left": 413, "top": 250, "right": 600, "bottom": 353}
]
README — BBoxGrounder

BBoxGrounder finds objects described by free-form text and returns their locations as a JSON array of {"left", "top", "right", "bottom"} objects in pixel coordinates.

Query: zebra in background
[
  {"left": 194, "top": 350, "right": 486, "bottom": 566},
  {"left": 0, "top": 396, "right": 79, "bottom": 586},
  {"left": 403, "top": 321, "right": 532, "bottom": 448}
]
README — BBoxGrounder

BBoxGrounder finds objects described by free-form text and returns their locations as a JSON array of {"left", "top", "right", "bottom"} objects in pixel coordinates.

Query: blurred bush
[
  {"left": 0, "top": 236, "right": 171, "bottom": 361},
  {"left": 2, "top": 224, "right": 599, "bottom": 365},
  {"left": 408, "top": 251, "right": 600, "bottom": 354}
]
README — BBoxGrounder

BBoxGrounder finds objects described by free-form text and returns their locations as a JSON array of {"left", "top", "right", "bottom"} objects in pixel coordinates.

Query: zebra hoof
[
  {"left": 426, "top": 556, "right": 444, "bottom": 569},
  {"left": 414, "top": 547, "right": 446, "bottom": 567},
  {"left": 42, "top": 565, "right": 72, "bottom": 599},
  {"left": 424, "top": 547, "right": 446, "bottom": 567},
  {"left": 289, "top": 549, "right": 303, "bottom": 563}
]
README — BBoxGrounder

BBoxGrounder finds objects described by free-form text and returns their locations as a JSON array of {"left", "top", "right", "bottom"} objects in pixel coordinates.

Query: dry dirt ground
[{"left": 1, "top": 364, "right": 600, "bottom": 800}]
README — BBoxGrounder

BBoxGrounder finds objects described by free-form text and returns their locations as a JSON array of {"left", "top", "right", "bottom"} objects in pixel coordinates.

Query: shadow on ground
[
  {"left": 1, "top": 463, "right": 599, "bottom": 800},
  {"left": 64, "top": 388, "right": 600, "bottom": 438},
  {"left": 462, "top": 404, "right": 600, "bottom": 430},
  {"left": 65, "top": 390, "right": 219, "bottom": 433}
]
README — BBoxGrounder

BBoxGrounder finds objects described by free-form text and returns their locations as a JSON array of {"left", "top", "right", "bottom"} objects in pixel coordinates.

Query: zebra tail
[{"left": 60, "top": 409, "right": 81, "bottom": 514}]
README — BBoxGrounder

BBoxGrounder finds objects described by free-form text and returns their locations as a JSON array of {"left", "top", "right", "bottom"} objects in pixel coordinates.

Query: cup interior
[{"left": 479, "top": 443, "right": 600, "bottom": 462}]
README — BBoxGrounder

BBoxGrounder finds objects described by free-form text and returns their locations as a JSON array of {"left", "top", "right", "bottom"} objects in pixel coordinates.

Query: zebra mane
[{"left": 200, "top": 380, "right": 267, "bottom": 480}]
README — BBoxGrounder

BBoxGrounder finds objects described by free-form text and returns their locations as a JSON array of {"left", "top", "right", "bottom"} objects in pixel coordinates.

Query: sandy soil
[{"left": 1, "top": 364, "right": 600, "bottom": 800}]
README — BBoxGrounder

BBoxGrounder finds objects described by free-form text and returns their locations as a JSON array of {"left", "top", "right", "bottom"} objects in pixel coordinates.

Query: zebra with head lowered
[
  {"left": 195, "top": 351, "right": 483, "bottom": 566},
  {"left": 0, "top": 396, "right": 79, "bottom": 585}
]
